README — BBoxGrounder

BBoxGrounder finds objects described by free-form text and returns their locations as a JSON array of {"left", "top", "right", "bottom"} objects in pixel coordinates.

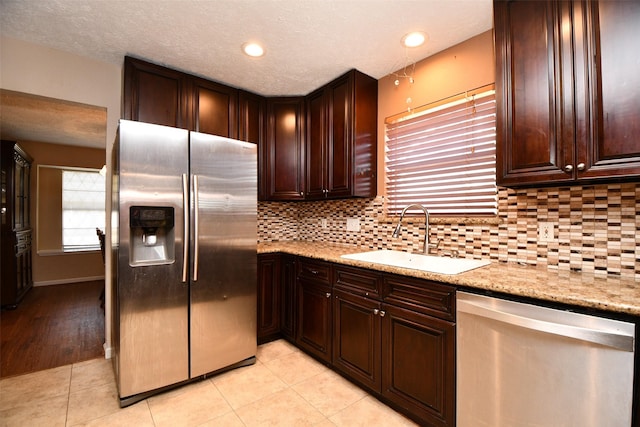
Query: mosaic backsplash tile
[{"left": 258, "top": 182, "right": 639, "bottom": 279}]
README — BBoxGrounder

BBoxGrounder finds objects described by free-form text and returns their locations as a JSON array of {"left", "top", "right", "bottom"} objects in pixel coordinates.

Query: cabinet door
[
  {"left": 326, "top": 75, "right": 352, "bottom": 198},
  {"left": 305, "top": 88, "right": 327, "bottom": 199},
  {"left": 123, "top": 56, "right": 189, "bottom": 129},
  {"left": 381, "top": 304, "right": 455, "bottom": 427},
  {"left": 577, "top": 0, "right": 640, "bottom": 179},
  {"left": 296, "top": 279, "right": 332, "bottom": 363},
  {"left": 333, "top": 289, "right": 381, "bottom": 393},
  {"left": 280, "top": 255, "right": 297, "bottom": 340},
  {"left": 192, "top": 77, "right": 238, "bottom": 138},
  {"left": 257, "top": 254, "right": 281, "bottom": 343},
  {"left": 265, "top": 98, "right": 305, "bottom": 200},
  {"left": 238, "top": 91, "right": 266, "bottom": 200},
  {"left": 495, "top": 0, "right": 573, "bottom": 185}
]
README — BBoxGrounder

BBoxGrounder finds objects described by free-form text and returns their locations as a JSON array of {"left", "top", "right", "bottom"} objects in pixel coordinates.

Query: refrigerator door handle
[
  {"left": 192, "top": 174, "right": 200, "bottom": 282},
  {"left": 182, "top": 173, "right": 189, "bottom": 283}
]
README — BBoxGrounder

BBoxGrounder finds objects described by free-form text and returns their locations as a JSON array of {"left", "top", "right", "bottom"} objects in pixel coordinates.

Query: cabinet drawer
[
  {"left": 334, "top": 265, "right": 381, "bottom": 300},
  {"left": 297, "top": 258, "right": 331, "bottom": 285},
  {"left": 383, "top": 274, "right": 455, "bottom": 321}
]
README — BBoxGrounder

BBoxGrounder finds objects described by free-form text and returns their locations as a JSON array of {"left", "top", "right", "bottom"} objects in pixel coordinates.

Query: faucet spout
[{"left": 392, "top": 204, "right": 431, "bottom": 255}]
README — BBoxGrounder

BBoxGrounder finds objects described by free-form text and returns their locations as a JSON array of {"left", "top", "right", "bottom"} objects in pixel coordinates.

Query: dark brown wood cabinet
[
  {"left": 295, "top": 258, "right": 332, "bottom": 362},
  {"left": 191, "top": 76, "right": 238, "bottom": 138},
  {"left": 331, "top": 265, "right": 455, "bottom": 427},
  {"left": 238, "top": 90, "right": 266, "bottom": 199},
  {"left": 123, "top": 57, "right": 189, "bottom": 129},
  {"left": 257, "top": 254, "right": 281, "bottom": 343},
  {"left": 280, "top": 255, "right": 297, "bottom": 340},
  {"left": 123, "top": 56, "right": 240, "bottom": 139},
  {"left": 1, "top": 142, "right": 33, "bottom": 308},
  {"left": 264, "top": 97, "right": 305, "bottom": 200},
  {"left": 495, "top": 0, "right": 640, "bottom": 186},
  {"left": 381, "top": 303, "right": 455, "bottom": 427},
  {"left": 332, "top": 266, "right": 382, "bottom": 394},
  {"left": 305, "top": 70, "right": 377, "bottom": 200}
]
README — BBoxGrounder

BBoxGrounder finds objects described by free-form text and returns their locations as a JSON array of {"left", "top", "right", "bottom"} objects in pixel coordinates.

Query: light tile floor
[{"left": 0, "top": 339, "right": 418, "bottom": 426}]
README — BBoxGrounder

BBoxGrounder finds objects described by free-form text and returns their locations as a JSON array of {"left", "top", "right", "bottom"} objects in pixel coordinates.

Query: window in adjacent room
[
  {"left": 385, "top": 85, "right": 497, "bottom": 217},
  {"left": 62, "top": 169, "right": 105, "bottom": 252}
]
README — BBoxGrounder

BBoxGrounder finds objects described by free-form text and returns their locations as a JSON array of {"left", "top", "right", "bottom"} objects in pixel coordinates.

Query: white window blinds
[
  {"left": 62, "top": 170, "right": 105, "bottom": 251},
  {"left": 385, "top": 88, "right": 497, "bottom": 216}
]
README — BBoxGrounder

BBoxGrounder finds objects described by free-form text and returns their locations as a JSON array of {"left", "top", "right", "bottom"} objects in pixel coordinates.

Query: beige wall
[
  {"left": 19, "top": 140, "right": 106, "bottom": 285},
  {"left": 1, "top": 36, "right": 121, "bottom": 354},
  {"left": 376, "top": 30, "right": 495, "bottom": 193}
]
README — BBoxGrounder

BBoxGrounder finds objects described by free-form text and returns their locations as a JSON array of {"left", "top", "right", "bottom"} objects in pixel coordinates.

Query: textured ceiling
[
  {"left": 0, "top": 0, "right": 493, "bottom": 149},
  {"left": 0, "top": 0, "right": 493, "bottom": 97}
]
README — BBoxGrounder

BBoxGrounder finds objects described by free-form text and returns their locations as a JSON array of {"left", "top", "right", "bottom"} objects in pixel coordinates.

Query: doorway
[{"left": 0, "top": 90, "right": 108, "bottom": 378}]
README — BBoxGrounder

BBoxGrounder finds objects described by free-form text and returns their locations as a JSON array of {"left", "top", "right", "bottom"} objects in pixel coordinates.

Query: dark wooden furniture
[
  {"left": 122, "top": 58, "right": 378, "bottom": 201},
  {"left": 123, "top": 56, "right": 239, "bottom": 138},
  {"left": 257, "top": 254, "right": 281, "bottom": 343},
  {"left": 295, "top": 257, "right": 333, "bottom": 363},
  {"left": 1, "top": 141, "right": 33, "bottom": 309},
  {"left": 238, "top": 90, "right": 267, "bottom": 199},
  {"left": 381, "top": 274, "right": 455, "bottom": 427},
  {"left": 280, "top": 254, "right": 297, "bottom": 340},
  {"left": 258, "top": 253, "right": 456, "bottom": 426},
  {"left": 495, "top": 0, "right": 640, "bottom": 186},
  {"left": 305, "top": 70, "right": 377, "bottom": 200},
  {"left": 264, "top": 97, "right": 306, "bottom": 201}
]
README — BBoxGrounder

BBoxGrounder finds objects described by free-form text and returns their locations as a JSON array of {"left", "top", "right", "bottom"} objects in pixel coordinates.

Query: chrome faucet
[{"left": 392, "top": 204, "right": 438, "bottom": 255}]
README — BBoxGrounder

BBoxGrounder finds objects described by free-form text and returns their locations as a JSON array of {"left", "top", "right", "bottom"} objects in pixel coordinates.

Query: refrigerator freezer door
[
  {"left": 116, "top": 120, "right": 190, "bottom": 398},
  {"left": 189, "top": 132, "right": 257, "bottom": 378}
]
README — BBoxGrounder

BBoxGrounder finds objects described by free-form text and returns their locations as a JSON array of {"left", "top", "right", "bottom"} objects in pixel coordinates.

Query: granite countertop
[{"left": 258, "top": 241, "right": 640, "bottom": 317}]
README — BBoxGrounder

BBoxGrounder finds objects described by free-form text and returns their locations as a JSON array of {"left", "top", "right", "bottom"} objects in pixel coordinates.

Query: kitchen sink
[{"left": 341, "top": 250, "right": 491, "bottom": 275}]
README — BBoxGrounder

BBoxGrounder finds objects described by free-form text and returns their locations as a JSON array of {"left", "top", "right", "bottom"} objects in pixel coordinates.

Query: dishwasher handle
[{"left": 457, "top": 297, "right": 634, "bottom": 352}]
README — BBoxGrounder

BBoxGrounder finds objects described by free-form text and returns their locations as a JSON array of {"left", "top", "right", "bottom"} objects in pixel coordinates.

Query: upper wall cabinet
[
  {"left": 264, "top": 97, "right": 306, "bottom": 201},
  {"left": 495, "top": 0, "right": 640, "bottom": 186},
  {"left": 191, "top": 76, "right": 238, "bottom": 138},
  {"left": 238, "top": 90, "right": 267, "bottom": 199},
  {"left": 305, "top": 70, "right": 378, "bottom": 200},
  {"left": 123, "top": 56, "right": 239, "bottom": 139},
  {"left": 123, "top": 57, "right": 189, "bottom": 129}
]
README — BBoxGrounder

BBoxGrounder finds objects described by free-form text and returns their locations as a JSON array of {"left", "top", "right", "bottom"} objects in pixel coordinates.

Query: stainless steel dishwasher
[{"left": 456, "top": 291, "right": 636, "bottom": 427}]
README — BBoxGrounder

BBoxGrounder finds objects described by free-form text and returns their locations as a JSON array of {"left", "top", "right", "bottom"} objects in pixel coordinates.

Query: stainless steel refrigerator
[{"left": 111, "top": 119, "right": 257, "bottom": 406}]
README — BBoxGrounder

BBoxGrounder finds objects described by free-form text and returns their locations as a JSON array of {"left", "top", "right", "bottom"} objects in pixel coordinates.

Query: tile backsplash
[{"left": 258, "top": 182, "right": 639, "bottom": 279}]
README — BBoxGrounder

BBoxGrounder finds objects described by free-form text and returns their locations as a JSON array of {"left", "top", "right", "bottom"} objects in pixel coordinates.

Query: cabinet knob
[
  {"left": 379, "top": 310, "right": 386, "bottom": 317},
  {"left": 325, "top": 292, "right": 331, "bottom": 298},
  {"left": 564, "top": 164, "right": 574, "bottom": 173},
  {"left": 577, "top": 163, "right": 585, "bottom": 171},
  {"left": 373, "top": 309, "right": 379, "bottom": 315}
]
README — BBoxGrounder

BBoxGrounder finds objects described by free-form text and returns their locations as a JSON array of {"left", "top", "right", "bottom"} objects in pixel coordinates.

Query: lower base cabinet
[
  {"left": 295, "top": 258, "right": 333, "bottom": 363},
  {"left": 381, "top": 304, "right": 455, "bottom": 427},
  {"left": 332, "top": 289, "right": 382, "bottom": 392},
  {"left": 259, "top": 255, "right": 455, "bottom": 426},
  {"left": 332, "top": 266, "right": 455, "bottom": 427}
]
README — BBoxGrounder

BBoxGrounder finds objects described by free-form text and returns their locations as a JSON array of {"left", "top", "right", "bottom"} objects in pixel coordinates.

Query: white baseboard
[
  {"left": 104, "top": 343, "right": 113, "bottom": 359},
  {"left": 33, "top": 275, "right": 105, "bottom": 287}
]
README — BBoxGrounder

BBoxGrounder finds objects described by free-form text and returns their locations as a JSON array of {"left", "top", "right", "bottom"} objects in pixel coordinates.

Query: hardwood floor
[{"left": 0, "top": 280, "right": 105, "bottom": 378}]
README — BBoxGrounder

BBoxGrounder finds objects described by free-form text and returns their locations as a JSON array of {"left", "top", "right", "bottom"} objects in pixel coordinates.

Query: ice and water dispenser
[{"left": 129, "top": 206, "right": 175, "bottom": 266}]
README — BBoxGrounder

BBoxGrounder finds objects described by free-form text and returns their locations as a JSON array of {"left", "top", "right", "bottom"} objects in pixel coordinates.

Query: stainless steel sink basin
[{"left": 341, "top": 250, "right": 491, "bottom": 275}]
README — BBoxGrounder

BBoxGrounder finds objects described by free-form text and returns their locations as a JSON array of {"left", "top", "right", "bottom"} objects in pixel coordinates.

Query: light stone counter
[{"left": 258, "top": 241, "right": 640, "bottom": 317}]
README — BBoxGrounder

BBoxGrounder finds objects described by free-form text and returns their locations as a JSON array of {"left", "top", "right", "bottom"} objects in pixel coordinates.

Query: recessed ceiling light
[
  {"left": 401, "top": 32, "right": 427, "bottom": 48},
  {"left": 242, "top": 42, "right": 265, "bottom": 58}
]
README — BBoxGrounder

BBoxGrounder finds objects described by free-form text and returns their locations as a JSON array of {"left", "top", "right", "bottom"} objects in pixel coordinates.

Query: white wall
[{"left": 1, "top": 35, "right": 121, "bottom": 357}]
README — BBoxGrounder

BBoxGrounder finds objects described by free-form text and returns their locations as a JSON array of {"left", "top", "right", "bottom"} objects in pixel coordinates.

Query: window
[
  {"left": 385, "top": 86, "right": 497, "bottom": 216},
  {"left": 62, "top": 169, "right": 105, "bottom": 252}
]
